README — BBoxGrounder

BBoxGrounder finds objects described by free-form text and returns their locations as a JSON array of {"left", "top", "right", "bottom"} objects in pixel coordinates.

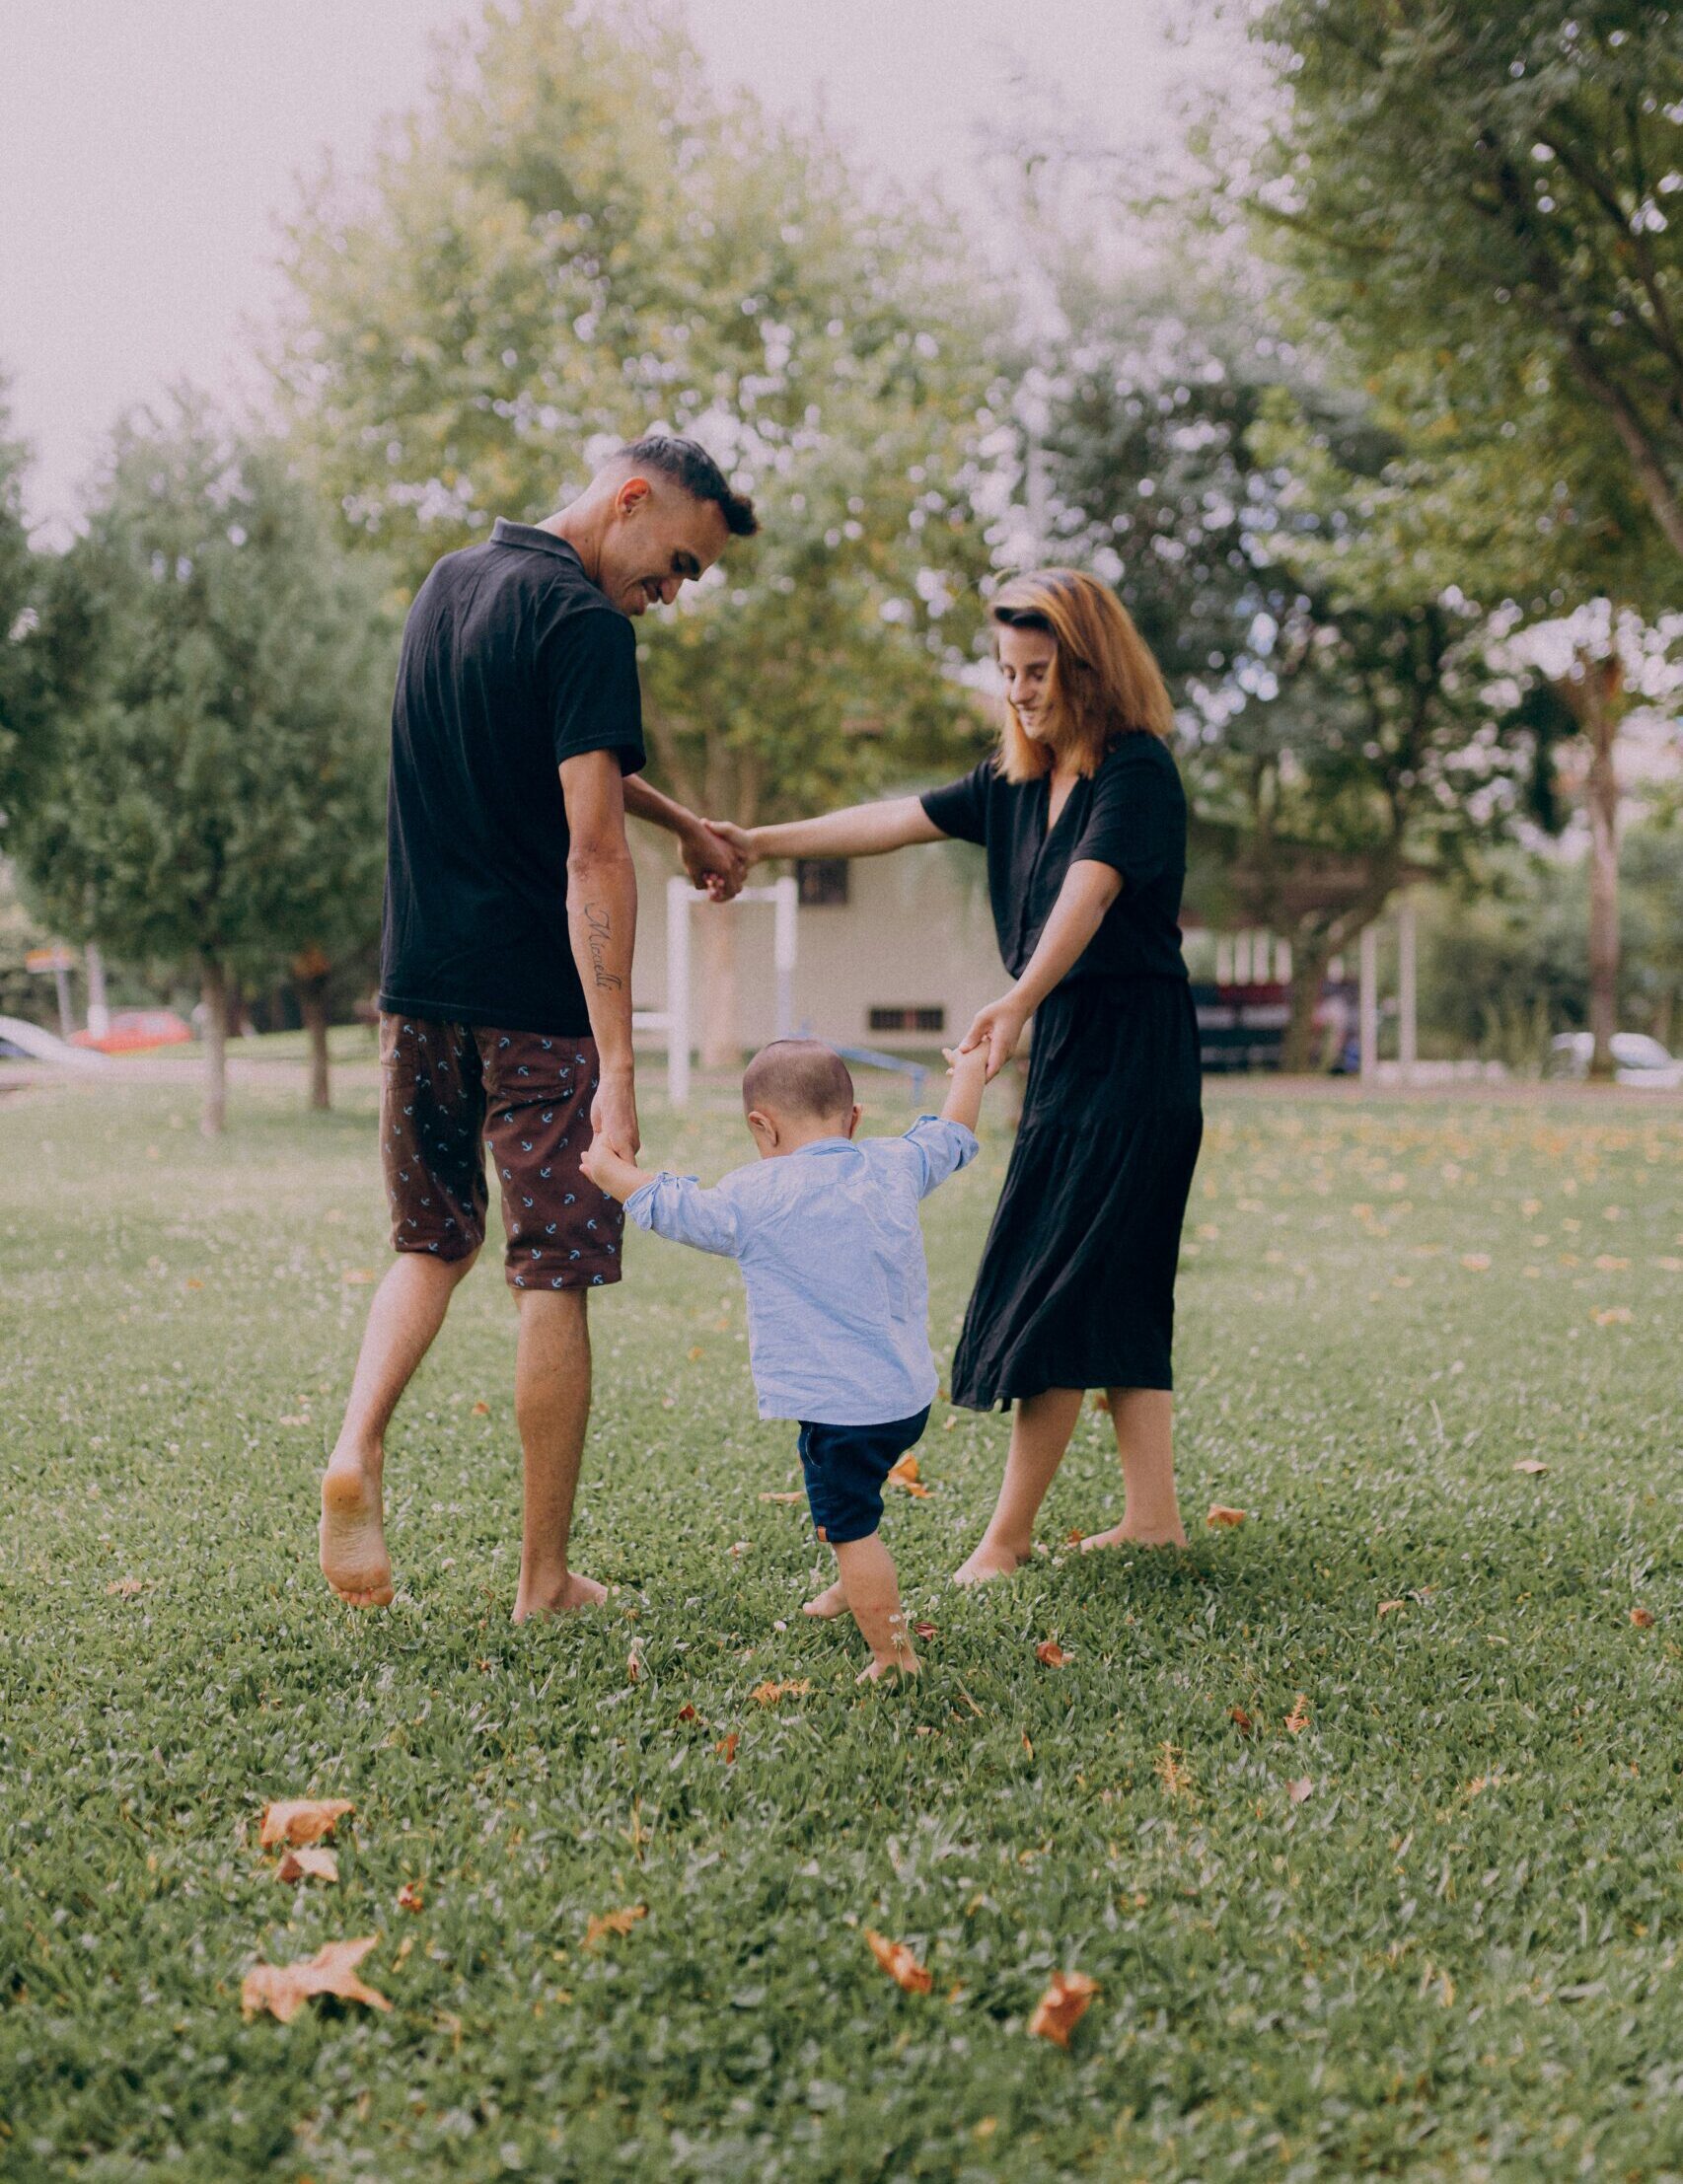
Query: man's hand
[
  {"left": 589, "top": 1061, "right": 640, "bottom": 1162},
  {"left": 959, "top": 993, "right": 1030, "bottom": 1081},
  {"left": 682, "top": 820, "right": 748, "bottom": 903},
  {"left": 581, "top": 1128, "right": 651, "bottom": 1202}
]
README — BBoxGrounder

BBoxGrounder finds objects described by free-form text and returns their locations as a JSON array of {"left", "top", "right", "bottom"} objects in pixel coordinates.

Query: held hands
[
  {"left": 700, "top": 819, "right": 760, "bottom": 877},
  {"left": 682, "top": 821, "right": 749, "bottom": 903},
  {"left": 958, "top": 994, "right": 1029, "bottom": 1081},
  {"left": 580, "top": 1128, "right": 649, "bottom": 1202},
  {"left": 588, "top": 1063, "right": 641, "bottom": 1165}
]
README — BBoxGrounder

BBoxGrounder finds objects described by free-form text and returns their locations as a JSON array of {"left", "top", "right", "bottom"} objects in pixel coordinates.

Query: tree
[
  {"left": 19, "top": 399, "right": 390, "bottom": 1131},
  {"left": 0, "top": 381, "right": 42, "bottom": 835},
  {"left": 273, "top": 0, "right": 1004, "bottom": 1063}
]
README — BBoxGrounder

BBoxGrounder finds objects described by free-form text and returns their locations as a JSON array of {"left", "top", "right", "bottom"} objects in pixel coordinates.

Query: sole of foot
[
  {"left": 802, "top": 1580, "right": 848, "bottom": 1620},
  {"left": 857, "top": 1656, "right": 920, "bottom": 1684},
  {"left": 511, "top": 1571, "right": 609, "bottom": 1621},
  {"left": 319, "top": 1463, "right": 395, "bottom": 1609},
  {"left": 1077, "top": 1523, "right": 1189, "bottom": 1554},
  {"left": 952, "top": 1543, "right": 1028, "bottom": 1587}
]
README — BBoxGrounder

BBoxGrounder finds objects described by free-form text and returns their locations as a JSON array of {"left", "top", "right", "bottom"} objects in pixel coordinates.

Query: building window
[
  {"left": 868, "top": 1005, "right": 946, "bottom": 1035},
  {"left": 796, "top": 857, "right": 849, "bottom": 907}
]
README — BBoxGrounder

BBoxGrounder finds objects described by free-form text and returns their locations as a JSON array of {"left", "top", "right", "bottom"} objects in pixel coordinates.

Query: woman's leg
[
  {"left": 953, "top": 1386, "right": 1085, "bottom": 1585},
  {"left": 1079, "top": 1387, "right": 1187, "bottom": 1552}
]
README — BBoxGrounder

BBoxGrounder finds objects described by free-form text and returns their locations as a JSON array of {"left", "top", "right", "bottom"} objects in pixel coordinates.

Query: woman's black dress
[{"left": 921, "top": 734, "right": 1203, "bottom": 1407}]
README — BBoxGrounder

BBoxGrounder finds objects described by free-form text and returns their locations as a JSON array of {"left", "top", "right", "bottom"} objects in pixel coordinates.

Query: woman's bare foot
[
  {"left": 857, "top": 1653, "right": 920, "bottom": 1684},
  {"left": 512, "top": 1569, "right": 608, "bottom": 1622},
  {"left": 320, "top": 1455, "right": 395, "bottom": 1608},
  {"left": 802, "top": 1578, "right": 849, "bottom": 1620},
  {"left": 952, "top": 1538, "right": 1029, "bottom": 1586},
  {"left": 1078, "top": 1518, "right": 1189, "bottom": 1554}
]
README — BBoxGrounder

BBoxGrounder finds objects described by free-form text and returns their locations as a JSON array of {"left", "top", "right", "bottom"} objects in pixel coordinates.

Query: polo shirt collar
[{"left": 490, "top": 518, "right": 584, "bottom": 565}]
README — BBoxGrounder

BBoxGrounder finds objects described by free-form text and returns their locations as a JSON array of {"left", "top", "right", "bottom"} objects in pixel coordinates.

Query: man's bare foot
[
  {"left": 952, "top": 1539, "right": 1029, "bottom": 1587},
  {"left": 512, "top": 1569, "right": 609, "bottom": 1622},
  {"left": 320, "top": 1457, "right": 395, "bottom": 1609},
  {"left": 802, "top": 1578, "right": 848, "bottom": 1620},
  {"left": 1078, "top": 1519, "right": 1189, "bottom": 1554},
  {"left": 857, "top": 1653, "right": 920, "bottom": 1684}
]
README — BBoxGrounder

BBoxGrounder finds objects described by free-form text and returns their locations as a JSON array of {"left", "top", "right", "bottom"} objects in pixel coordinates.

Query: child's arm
[
  {"left": 582, "top": 1137, "right": 742, "bottom": 1258},
  {"left": 939, "top": 1043, "right": 988, "bottom": 1135},
  {"left": 580, "top": 1136, "right": 653, "bottom": 1203}
]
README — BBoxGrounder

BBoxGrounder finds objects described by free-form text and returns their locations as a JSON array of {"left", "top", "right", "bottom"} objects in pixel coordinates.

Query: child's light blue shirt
[{"left": 623, "top": 1115, "right": 978, "bottom": 1425}]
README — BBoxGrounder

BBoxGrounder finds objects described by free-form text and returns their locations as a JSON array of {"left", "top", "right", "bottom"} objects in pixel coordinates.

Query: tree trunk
[
  {"left": 200, "top": 958, "right": 228, "bottom": 1137},
  {"left": 696, "top": 905, "right": 740, "bottom": 1072},
  {"left": 299, "top": 976, "right": 331, "bottom": 1111},
  {"left": 1569, "top": 653, "right": 1624, "bottom": 1080},
  {"left": 1280, "top": 933, "right": 1335, "bottom": 1074}
]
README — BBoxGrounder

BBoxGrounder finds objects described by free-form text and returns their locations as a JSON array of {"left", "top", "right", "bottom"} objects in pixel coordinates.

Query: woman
[{"left": 717, "top": 568, "right": 1202, "bottom": 1580}]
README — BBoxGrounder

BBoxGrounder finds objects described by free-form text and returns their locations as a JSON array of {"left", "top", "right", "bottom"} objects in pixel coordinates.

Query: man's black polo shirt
[{"left": 378, "top": 520, "right": 646, "bottom": 1036}]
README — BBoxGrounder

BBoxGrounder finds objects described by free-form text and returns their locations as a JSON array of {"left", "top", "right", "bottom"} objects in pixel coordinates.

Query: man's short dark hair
[
  {"left": 742, "top": 1039, "right": 855, "bottom": 1122},
  {"left": 613, "top": 434, "right": 759, "bottom": 539}
]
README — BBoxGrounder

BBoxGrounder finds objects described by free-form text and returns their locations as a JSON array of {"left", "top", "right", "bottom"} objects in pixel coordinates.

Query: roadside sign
[{"left": 26, "top": 946, "right": 74, "bottom": 974}]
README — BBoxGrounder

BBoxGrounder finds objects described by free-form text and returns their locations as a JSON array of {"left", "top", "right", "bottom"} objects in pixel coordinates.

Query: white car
[{"left": 1548, "top": 1031, "right": 1683, "bottom": 1089}]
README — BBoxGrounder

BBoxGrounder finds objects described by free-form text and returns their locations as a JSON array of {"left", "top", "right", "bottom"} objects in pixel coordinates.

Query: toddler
[{"left": 581, "top": 1038, "right": 987, "bottom": 1679}]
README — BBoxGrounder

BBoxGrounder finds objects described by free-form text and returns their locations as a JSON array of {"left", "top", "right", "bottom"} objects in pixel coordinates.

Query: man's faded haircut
[
  {"left": 742, "top": 1039, "right": 855, "bottom": 1122},
  {"left": 612, "top": 433, "right": 760, "bottom": 538}
]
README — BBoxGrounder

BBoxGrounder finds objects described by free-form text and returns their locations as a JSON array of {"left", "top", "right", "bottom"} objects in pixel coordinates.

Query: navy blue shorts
[{"left": 797, "top": 1407, "right": 931, "bottom": 1546}]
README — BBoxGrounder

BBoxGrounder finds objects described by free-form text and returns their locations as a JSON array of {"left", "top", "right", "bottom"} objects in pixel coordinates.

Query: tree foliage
[
  {"left": 0, "top": 382, "right": 41, "bottom": 830},
  {"left": 19, "top": 399, "right": 391, "bottom": 1128}
]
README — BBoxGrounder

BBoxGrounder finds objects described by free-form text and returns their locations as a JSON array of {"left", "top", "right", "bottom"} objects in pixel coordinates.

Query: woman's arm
[
  {"left": 959, "top": 859, "right": 1123, "bottom": 1078},
  {"left": 708, "top": 795, "right": 943, "bottom": 867}
]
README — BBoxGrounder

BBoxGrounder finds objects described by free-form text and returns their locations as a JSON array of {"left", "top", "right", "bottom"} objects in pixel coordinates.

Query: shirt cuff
[{"left": 623, "top": 1179, "right": 660, "bottom": 1228}]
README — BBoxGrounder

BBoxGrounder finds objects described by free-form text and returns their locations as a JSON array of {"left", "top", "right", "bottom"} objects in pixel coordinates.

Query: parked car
[
  {"left": 0, "top": 1014, "right": 110, "bottom": 1066},
  {"left": 69, "top": 1008, "right": 193, "bottom": 1054},
  {"left": 1547, "top": 1031, "right": 1683, "bottom": 1089}
]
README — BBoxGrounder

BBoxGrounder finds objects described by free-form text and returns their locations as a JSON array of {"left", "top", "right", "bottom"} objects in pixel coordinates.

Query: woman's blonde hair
[{"left": 990, "top": 567, "right": 1174, "bottom": 782}]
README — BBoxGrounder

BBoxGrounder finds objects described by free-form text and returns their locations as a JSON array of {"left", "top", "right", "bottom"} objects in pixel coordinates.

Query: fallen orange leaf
[
  {"left": 757, "top": 1491, "right": 803, "bottom": 1503},
  {"left": 105, "top": 1576, "right": 143, "bottom": 1598},
  {"left": 715, "top": 1733, "right": 739, "bottom": 1763},
  {"left": 913, "top": 1621, "right": 938, "bottom": 1641},
  {"left": 471, "top": 1400, "right": 489, "bottom": 1416},
  {"left": 751, "top": 1678, "right": 812, "bottom": 1706},
  {"left": 397, "top": 1880, "right": 424, "bottom": 1912},
  {"left": 1034, "top": 1638, "right": 1068, "bottom": 1667},
  {"left": 1513, "top": 1459, "right": 1549, "bottom": 1475},
  {"left": 1229, "top": 1707, "right": 1255, "bottom": 1737},
  {"left": 864, "top": 1929, "right": 932, "bottom": 1995},
  {"left": 584, "top": 1904, "right": 646, "bottom": 1948},
  {"left": 274, "top": 1846, "right": 337, "bottom": 1884},
  {"left": 1284, "top": 1694, "right": 1310, "bottom": 1735},
  {"left": 1287, "top": 1776, "right": 1313, "bottom": 1804},
  {"left": 1631, "top": 1607, "right": 1656, "bottom": 1629},
  {"left": 676, "top": 1704, "right": 698, "bottom": 1723},
  {"left": 626, "top": 1650, "right": 643, "bottom": 1685},
  {"left": 259, "top": 1798, "right": 353, "bottom": 1851},
  {"left": 886, "top": 1453, "right": 931, "bottom": 1497},
  {"left": 1378, "top": 1599, "right": 1406, "bottom": 1617},
  {"left": 1207, "top": 1503, "right": 1248, "bottom": 1528},
  {"left": 1028, "top": 1969, "right": 1098, "bottom": 2047},
  {"left": 241, "top": 1936, "right": 390, "bottom": 2023}
]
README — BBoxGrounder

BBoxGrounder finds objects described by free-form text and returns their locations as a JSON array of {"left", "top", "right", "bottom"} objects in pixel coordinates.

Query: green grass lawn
[{"left": 2, "top": 1076, "right": 1681, "bottom": 2183}]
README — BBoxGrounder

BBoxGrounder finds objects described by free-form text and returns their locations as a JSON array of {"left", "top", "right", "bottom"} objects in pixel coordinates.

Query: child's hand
[
  {"left": 581, "top": 1135, "right": 649, "bottom": 1201},
  {"left": 942, "top": 1044, "right": 988, "bottom": 1085},
  {"left": 938, "top": 1044, "right": 988, "bottom": 1131}
]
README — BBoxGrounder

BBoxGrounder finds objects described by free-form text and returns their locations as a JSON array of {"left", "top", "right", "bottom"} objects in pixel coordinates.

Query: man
[{"left": 319, "top": 435, "right": 758, "bottom": 1618}]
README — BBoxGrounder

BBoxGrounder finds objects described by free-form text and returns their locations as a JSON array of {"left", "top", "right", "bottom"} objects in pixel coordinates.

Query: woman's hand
[
  {"left": 680, "top": 820, "right": 748, "bottom": 901},
  {"left": 960, "top": 993, "right": 1030, "bottom": 1080},
  {"left": 702, "top": 819, "right": 760, "bottom": 870}
]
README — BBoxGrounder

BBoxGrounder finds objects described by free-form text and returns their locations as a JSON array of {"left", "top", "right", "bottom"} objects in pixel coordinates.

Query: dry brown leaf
[
  {"left": 1378, "top": 1599, "right": 1406, "bottom": 1617},
  {"left": 757, "top": 1491, "right": 803, "bottom": 1504},
  {"left": 1155, "top": 1742, "right": 1193, "bottom": 1797},
  {"left": 1286, "top": 1776, "right": 1314, "bottom": 1804},
  {"left": 397, "top": 1879, "right": 424, "bottom": 1912},
  {"left": 1207, "top": 1503, "right": 1248, "bottom": 1528},
  {"left": 105, "top": 1576, "right": 143, "bottom": 1598},
  {"left": 1028, "top": 1969, "right": 1099, "bottom": 2048},
  {"left": 885, "top": 1453, "right": 930, "bottom": 1498},
  {"left": 1229, "top": 1707, "right": 1255, "bottom": 1737},
  {"left": 864, "top": 1929, "right": 932, "bottom": 1995},
  {"left": 1034, "top": 1638, "right": 1068, "bottom": 1668},
  {"left": 471, "top": 1400, "right": 489, "bottom": 1416},
  {"left": 259, "top": 1798, "right": 353, "bottom": 1851},
  {"left": 1284, "top": 1695, "right": 1310, "bottom": 1735},
  {"left": 913, "top": 1621, "right": 938, "bottom": 1641},
  {"left": 626, "top": 1649, "right": 643, "bottom": 1685},
  {"left": 584, "top": 1904, "right": 646, "bottom": 1948},
  {"left": 715, "top": 1733, "right": 739, "bottom": 1764},
  {"left": 1631, "top": 1606, "right": 1656, "bottom": 1629},
  {"left": 1064, "top": 1527, "right": 1085, "bottom": 1546},
  {"left": 676, "top": 1704, "right": 698, "bottom": 1723},
  {"left": 1021, "top": 1731, "right": 1034, "bottom": 1759},
  {"left": 1513, "top": 1459, "right": 1549, "bottom": 1476},
  {"left": 241, "top": 1935, "right": 391, "bottom": 2023},
  {"left": 274, "top": 1846, "right": 338, "bottom": 1885},
  {"left": 750, "top": 1678, "right": 812, "bottom": 1707}
]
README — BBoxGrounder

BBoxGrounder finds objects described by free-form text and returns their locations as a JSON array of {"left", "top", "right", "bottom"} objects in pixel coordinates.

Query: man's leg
[
  {"left": 511, "top": 1287, "right": 606, "bottom": 1619},
  {"left": 321, "top": 1248, "right": 477, "bottom": 1607}
]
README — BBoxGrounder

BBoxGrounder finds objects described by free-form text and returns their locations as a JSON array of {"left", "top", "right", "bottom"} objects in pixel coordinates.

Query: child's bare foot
[
  {"left": 1078, "top": 1519, "right": 1189, "bottom": 1554},
  {"left": 857, "top": 1652, "right": 920, "bottom": 1684},
  {"left": 512, "top": 1569, "right": 608, "bottom": 1621},
  {"left": 320, "top": 1453, "right": 394, "bottom": 1608},
  {"left": 802, "top": 1578, "right": 849, "bottom": 1620},
  {"left": 952, "top": 1538, "right": 1029, "bottom": 1586}
]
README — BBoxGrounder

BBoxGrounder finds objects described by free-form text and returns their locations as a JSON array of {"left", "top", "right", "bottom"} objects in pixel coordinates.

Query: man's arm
[
  {"left": 622, "top": 775, "right": 747, "bottom": 901},
  {"left": 561, "top": 749, "right": 639, "bottom": 1158}
]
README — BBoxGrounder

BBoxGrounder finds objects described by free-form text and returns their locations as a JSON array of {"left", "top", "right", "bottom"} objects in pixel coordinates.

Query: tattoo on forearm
[{"left": 583, "top": 902, "right": 623, "bottom": 991}]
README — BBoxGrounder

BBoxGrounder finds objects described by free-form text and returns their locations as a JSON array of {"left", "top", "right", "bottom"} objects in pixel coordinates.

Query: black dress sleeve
[
  {"left": 540, "top": 607, "right": 646, "bottom": 775},
  {"left": 1070, "top": 737, "right": 1183, "bottom": 891},
  {"left": 919, "top": 759, "right": 991, "bottom": 845}
]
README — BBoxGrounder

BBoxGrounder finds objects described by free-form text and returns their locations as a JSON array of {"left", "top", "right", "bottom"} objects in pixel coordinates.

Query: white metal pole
[
  {"left": 666, "top": 876, "right": 692, "bottom": 1111},
  {"left": 1397, "top": 897, "right": 1418, "bottom": 1080},
  {"left": 85, "top": 944, "right": 110, "bottom": 1039},
  {"left": 771, "top": 874, "right": 797, "bottom": 1041},
  {"left": 1358, "top": 922, "right": 1379, "bottom": 1084}
]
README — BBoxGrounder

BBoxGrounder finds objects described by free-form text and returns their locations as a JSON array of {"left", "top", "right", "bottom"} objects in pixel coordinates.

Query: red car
[{"left": 70, "top": 1009, "right": 193, "bottom": 1054}]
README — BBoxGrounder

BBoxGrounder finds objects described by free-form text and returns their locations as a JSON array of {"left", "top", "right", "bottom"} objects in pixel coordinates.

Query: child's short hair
[{"left": 743, "top": 1039, "right": 855, "bottom": 1123}]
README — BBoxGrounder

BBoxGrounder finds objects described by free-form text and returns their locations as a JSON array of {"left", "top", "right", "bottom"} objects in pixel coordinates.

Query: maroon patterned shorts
[{"left": 379, "top": 1015, "right": 623, "bottom": 1292}]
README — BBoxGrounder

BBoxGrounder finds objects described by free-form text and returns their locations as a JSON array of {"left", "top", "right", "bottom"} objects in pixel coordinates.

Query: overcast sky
[{"left": 2, "top": 0, "right": 1237, "bottom": 535}]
